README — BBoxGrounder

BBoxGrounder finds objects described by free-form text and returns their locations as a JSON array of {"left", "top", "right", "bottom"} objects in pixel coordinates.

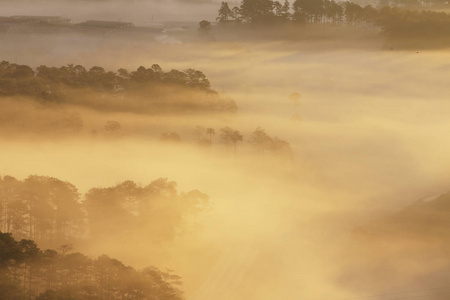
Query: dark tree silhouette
[
  {"left": 217, "top": 1, "right": 235, "bottom": 23},
  {"left": 220, "top": 127, "right": 243, "bottom": 154},
  {"left": 198, "top": 20, "right": 212, "bottom": 34},
  {"left": 240, "top": 0, "right": 276, "bottom": 22}
]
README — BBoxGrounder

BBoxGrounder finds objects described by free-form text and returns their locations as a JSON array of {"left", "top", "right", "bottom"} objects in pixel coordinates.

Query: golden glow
[{"left": 1, "top": 7, "right": 450, "bottom": 300}]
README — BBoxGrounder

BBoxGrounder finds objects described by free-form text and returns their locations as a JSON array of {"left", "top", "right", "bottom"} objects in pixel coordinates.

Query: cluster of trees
[
  {"left": 85, "top": 179, "right": 208, "bottom": 244},
  {"left": 90, "top": 120, "right": 125, "bottom": 138},
  {"left": 170, "top": 126, "right": 294, "bottom": 158},
  {"left": 216, "top": 0, "right": 450, "bottom": 47},
  {"left": 0, "top": 61, "right": 210, "bottom": 96},
  {"left": 218, "top": 126, "right": 293, "bottom": 159},
  {"left": 248, "top": 127, "right": 294, "bottom": 158},
  {"left": 0, "top": 176, "right": 208, "bottom": 247},
  {"left": 0, "top": 61, "right": 237, "bottom": 114},
  {"left": 0, "top": 232, "right": 183, "bottom": 300}
]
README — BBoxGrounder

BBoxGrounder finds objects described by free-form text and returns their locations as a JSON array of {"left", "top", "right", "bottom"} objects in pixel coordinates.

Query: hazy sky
[{"left": 0, "top": 0, "right": 227, "bottom": 24}]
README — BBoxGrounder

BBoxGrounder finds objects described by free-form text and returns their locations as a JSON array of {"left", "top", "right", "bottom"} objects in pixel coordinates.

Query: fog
[
  {"left": 0, "top": 0, "right": 220, "bottom": 24},
  {"left": 2, "top": 9, "right": 450, "bottom": 300}
]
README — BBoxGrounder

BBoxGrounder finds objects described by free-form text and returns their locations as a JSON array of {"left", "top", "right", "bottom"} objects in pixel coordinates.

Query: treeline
[
  {"left": 218, "top": 0, "right": 343, "bottom": 24},
  {"left": 161, "top": 126, "right": 294, "bottom": 159},
  {"left": 0, "top": 232, "right": 183, "bottom": 300},
  {"left": 217, "top": 0, "right": 381, "bottom": 25},
  {"left": 216, "top": 0, "right": 450, "bottom": 47},
  {"left": 0, "top": 175, "right": 208, "bottom": 247},
  {"left": 0, "top": 61, "right": 237, "bottom": 114}
]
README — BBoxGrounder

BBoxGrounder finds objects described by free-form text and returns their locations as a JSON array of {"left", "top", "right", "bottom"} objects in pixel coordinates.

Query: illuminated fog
[{"left": 1, "top": 2, "right": 450, "bottom": 300}]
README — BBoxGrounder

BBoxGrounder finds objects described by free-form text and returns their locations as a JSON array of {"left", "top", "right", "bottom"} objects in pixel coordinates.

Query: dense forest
[
  {"left": 0, "top": 61, "right": 237, "bottom": 114},
  {"left": 0, "top": 175, "right": 208, "bottom": 248},
  {"left": 0, "top": 232, "right": 183, "bottom": 300},
  {"left": 215, "top": 0, "right": 450, "bottom": 48}
]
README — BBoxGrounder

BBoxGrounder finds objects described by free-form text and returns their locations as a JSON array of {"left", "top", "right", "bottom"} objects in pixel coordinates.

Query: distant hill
[
  {"left": 354, "top": 192, "right": 450, "bottom": 239},
  {"left": 339, "top": 192, "right": 450, "bottom": 298}
]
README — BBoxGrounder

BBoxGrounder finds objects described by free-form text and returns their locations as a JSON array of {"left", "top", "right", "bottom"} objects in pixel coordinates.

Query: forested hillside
[
  {"left": 0, "top": 61, "right": 237, "bottom": 114},
  {"left": 0, "top": 232, "right": 183, "bottom": 300},
  {"left": 214, "top": 0, "right": 450, "bottom": 48}
]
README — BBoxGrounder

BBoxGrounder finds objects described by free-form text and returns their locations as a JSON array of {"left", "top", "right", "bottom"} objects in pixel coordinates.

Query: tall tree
[
  {"left": 217, "top": 2, "right": 235, "bottom": 22},
  {"left": 281, "top": 0, "right": 291, "bottom": 20}
]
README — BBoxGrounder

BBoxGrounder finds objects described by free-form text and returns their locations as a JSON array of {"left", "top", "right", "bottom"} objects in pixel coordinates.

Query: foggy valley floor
[{"left": 1, "top": 10, "right": 450, "bottom": 300}]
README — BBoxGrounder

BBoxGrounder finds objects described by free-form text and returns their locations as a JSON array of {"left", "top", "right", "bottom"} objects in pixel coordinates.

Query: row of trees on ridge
[{"left": 161, "top": 126, "right": 294, "bottom": 159}]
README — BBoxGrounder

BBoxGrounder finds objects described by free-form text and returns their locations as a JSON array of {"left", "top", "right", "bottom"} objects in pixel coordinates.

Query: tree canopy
[{"left": 0, "top": 175, "right": 208, "bottom": 247}]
